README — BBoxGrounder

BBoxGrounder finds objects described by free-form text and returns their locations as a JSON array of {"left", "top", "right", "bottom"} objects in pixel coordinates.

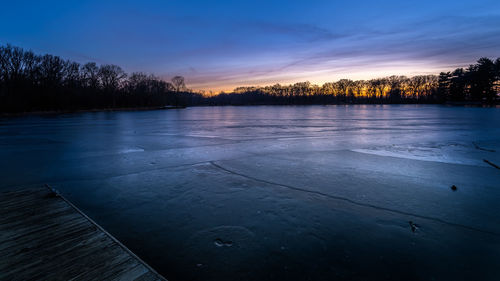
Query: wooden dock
[{"left": 0, "top": 187, "right": 166, "bottom": 281}]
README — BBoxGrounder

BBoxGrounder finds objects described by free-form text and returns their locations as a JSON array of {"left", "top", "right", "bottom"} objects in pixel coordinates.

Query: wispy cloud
[
  {"left": 181, "top": 13, "right": 500, "bottom": 91},
  {"left": 3, "top": 0, "right": 499, "bottom": 91}
]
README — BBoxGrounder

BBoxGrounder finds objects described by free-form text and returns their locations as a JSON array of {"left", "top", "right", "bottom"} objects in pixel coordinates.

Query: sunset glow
[
  {"left": 1, "top": 1, "right": 500, "bottom": 280},
  {"left": 1, "top": 0, "right": 499, "bottom": 92}
]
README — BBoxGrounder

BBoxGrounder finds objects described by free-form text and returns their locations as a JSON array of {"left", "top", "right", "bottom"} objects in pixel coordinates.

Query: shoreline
[
  {"left": 0, "top": 105, "right": 186, "bottom": 117},
  {"left": 1, "top": 103, "right": 498, "bottom": 117}
]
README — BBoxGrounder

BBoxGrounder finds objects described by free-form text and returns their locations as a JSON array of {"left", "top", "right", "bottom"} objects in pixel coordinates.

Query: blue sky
[{"left": 1, "top": 0, "right": 500, "bottom": 91}]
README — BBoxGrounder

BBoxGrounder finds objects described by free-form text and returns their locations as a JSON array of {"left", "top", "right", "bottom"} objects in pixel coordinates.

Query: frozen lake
[{"left": 1, "top": 105, "right": 500, "bottom": 280}]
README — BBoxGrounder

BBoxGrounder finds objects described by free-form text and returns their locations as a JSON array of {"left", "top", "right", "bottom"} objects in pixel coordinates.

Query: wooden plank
[
  {"left": 0, "top": 220, "right": 96, "bottom": 263},
  {"left": 0, "top": 187, "right": 166, "bottom": 281},
  {"left": 134, "top": 271, "right": 164, "bottom": 281},
  {"left": 0, "top": 197, "right": 68, "bottom": 218},
  {"left": 24, "top": 242, "right": 127, "bottom": 281},
  {"left": 0, "top": 205, "right": 76, "bottom": 232},
  {"left": 62, "top": 244, "right": 133, "bottom": 281},
  {"left": 1, "top": 233, "right": 116, "bottom": 280},
  {"left": 71, "top": 253, "right": 135, "bottom": 281},
  {"left": 0, "top": 189, "right": 50, "bottom": 209},
  {"left": 0, "top": 214, "right": 91, "bottom": 250},
  {"left": 110, "top": 262, "right": 150, "bottom": 281},
  {"left": 0, "top": 211, "right": 81, "bottom": 241}
]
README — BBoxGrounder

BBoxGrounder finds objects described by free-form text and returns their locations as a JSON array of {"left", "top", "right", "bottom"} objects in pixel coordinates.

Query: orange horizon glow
[{"left": 180, "top": 58, "right": 472, "bottom": 94}]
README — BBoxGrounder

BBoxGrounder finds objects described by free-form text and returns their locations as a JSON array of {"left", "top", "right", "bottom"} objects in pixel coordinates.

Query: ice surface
[{"left": 1, "top": 105, "right": 500, "bottom": 281}]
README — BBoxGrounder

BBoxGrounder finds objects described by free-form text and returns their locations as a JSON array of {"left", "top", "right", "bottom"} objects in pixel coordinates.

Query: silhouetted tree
[
  {"left": 82, "top": 62, "right": 100, "bottom": 89},
  {"left": 98, "top": 64, "right": 126, "bottom": 91},
  {"left": 0, "top": 44, "right": 193, "bottom": 113},
  {"left": 1, "top": 44, "right": 498, "bottom": 113},
  {"left": 468, "top": 58, "right": 496, "bottom": 103},
  {"left": 171, "top": 76, "right": 185, "bottom": 92}
]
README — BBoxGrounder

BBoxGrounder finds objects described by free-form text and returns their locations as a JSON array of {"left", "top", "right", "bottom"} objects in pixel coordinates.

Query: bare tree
[
  {"left": 82, "top": 62, "right": 100, "bottom": 89},
  {"left": 98, "top": 64, "right": 126, "bottom": 91},
  {"left": 171, "top": 76, "right": 185, "bottom": 92}
]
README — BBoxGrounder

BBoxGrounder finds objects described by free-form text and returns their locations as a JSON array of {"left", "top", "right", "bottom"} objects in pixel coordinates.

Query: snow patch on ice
[{"left": 352, "top": 143, "right": 484, "bottom": 166}]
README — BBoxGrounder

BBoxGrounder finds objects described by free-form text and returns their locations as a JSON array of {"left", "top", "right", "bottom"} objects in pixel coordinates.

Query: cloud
[
  {"left": 240, "top": 21, "right": 349, "bottom": 42},
  {"left": 183, "top": 14, "right": 500, "bottom": 91},
  {"left": 10, "top": 0, "right": 497, "bottom": 92}
]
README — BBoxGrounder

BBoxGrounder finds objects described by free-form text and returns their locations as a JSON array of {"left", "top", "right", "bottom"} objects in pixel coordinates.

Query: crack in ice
[{"left": 209, "top": 161, "right": 500, "bottom": 237}]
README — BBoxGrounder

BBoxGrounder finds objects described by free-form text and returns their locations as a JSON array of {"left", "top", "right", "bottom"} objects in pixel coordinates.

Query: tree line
[
  {"left": 203, "top": 57, "right": 500, "bottom": 105},
  {"left": 438, "top": 57, "right": 500, "bottom": 104},
  {"left": 1, "top": 44, "right": 498, "bottom": 113},
  {"left": 0, "top": 44, "right": 201, "bottom": 113},
  {"left": 205, "top": 75, "right": 440, "bottom": 105}
]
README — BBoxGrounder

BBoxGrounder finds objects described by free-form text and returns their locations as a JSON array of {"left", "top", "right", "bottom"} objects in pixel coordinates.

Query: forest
[
  {"left": 1, "top": 44, "right": 498, "bottom": 113},
  {"left": 0, "top": 45, "right": 201, "bottom": 113}
]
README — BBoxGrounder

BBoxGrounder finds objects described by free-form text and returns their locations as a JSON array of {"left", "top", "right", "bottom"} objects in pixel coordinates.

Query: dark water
[{"left": 1, "top": 105, "right": 500, "bottom": 281}]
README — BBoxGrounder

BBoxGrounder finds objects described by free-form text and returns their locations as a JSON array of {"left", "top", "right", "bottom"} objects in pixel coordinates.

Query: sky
[{"left": 1, "top": 0, "right": 500, "bottom": 91}]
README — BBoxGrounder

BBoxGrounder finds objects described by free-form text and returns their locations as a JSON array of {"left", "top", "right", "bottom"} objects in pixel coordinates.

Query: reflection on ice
[{"left": 1, "top": 105, "right": 500, "bottom": 281}]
